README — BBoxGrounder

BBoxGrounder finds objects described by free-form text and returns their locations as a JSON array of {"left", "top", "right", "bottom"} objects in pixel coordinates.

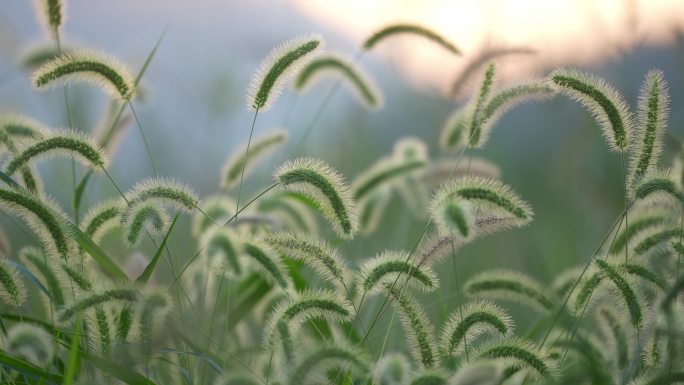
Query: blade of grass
[{"left": 137, "top": 214, "right": 180, "bottom": 284}]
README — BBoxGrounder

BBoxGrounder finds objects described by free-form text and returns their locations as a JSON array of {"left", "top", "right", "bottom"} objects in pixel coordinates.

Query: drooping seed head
[
  {"left": 200, "top": 227, "right": 242, "bottom": 276},
  {"left": 262, "top": 230, "right": 346, "bottom": 286},
  {"left": 6, "top": 129, "right": 108, "bottom": 176},
  {"left": 352, "top": 149, "right": 427, "bottom": 202},
  {"left": 0, "top": 114, "right": 48, "bottom": 142},
  {"left": 439, "top": 106, "right": 471, "bottom": 151},
  {"left": 294, "top": 54, "right": 383, "bottom": 110},
  {"left": 594, "top": 258, "right": 644, "bottom": 328},
  {"left": 258, "top": 193, "right": 319, "bottom": 234},
  {"left": 242, "top": 240, "right": 291, "bottom": 290},
  {"left": 57, "top": 287, "right": 140, "bottom": 323},
  {"left": 363, "top": 23, "right": 460, "bottom": 55},
  {"left": 467, "top": 63, "right": 496, "bottom": 147},
  {"left": 628, "top": 70, "right": 669, "bottom": 194},
  {"left": 357, "top": 188, "right": 392, "bottom": 235},
  {"left": 6, "top": 323, "right": 54, "bottom": 367},
  {"left": 81, "top": 198, "right": 125, "bottom": 243},
  {"left": 33, "top": 0, "right": 66, "bottom": 39},
  {"left": 121, "top": 202, "right": 170, "bottom": 246},
  {"left": 472, "top": 337, "right": 556, "bottom": 380},
  {"left": 246, "top": 34, "right": 325, "bottom": 112},
  {"left": 0, "top": 258, "right": 27, "bottom": 306},
  {"left": 421, "top": 157, "right": 501, "bottom": 188},
  {"left": 439, "top": 300, "right": 514, "bottom": 358},
  {"left": 221, "top": 128, "right": 287, "bottom": 190},
  {"left": 32, "top": 49, "right": 135, "bottom": 99},
  {"left": 384, "top": 283, "right": 437, "bottom": 368},
  {"left": 358, "top": 250, "right": 439, "bottom": 295},
  {"left": 549, "top": 68, "right": 633, "bottom": 152},
  {"left": 19, "top": 247, "right": 65, "bottom": 306},
  {"left": 633, "top": 169, "right": 684, "bottom": 206},
  {"left": 275, "top": 157, "right": 358, "bottom": 239},
  {"left": 0, "top": 188, "right": 74, "bottom": 258},
  {"left": 430, "top": 194, "right": 474, "bottom": 239},
  {"left": 125, "top": 177, "right": 199, "bottom": 212},
  {"left": 464, "top": 269, "right": 554, "bottom": 313}
]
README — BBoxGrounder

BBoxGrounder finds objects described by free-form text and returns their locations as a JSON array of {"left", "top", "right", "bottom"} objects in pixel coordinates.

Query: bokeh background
[{"left": 1, "top": 0, "right": 684, "bottom": 333}]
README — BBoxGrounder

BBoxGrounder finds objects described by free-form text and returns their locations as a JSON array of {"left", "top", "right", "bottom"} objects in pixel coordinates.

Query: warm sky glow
[{"left": 294, "top": 0, "right": 684, "bottom": 96}]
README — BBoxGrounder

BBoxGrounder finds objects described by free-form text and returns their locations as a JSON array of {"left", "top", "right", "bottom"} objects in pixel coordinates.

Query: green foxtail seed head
[
  {"left": 0, "top": 188, "right": 74, "bottom": 258},
  {"left": 81, "top": 198, "right": 125, "bottom": 243},
  {"left": 633, "top": 169, "right": 684, "bottom": 206},
  {"left": 473, "top": 80, "right": 556, "bottom": 148},
  {"left": 0, "top": 258, "right": 27, "bottom": 306},
  {"left": 275, "top": 157, "right": 358, "bottom": 239},
  {"left": 632, "top": 225, "right": 684, "bottom": 256},
  {"left": 32, "top": 49, "right": 135, "bottom": 99},
  {"left": 430, "top": 194, "right": 474, "bottom": 239},
  {"left": 125, "top": 177, "right": 199, "bottom": 212},
  {"left": 467, "top": 63, "right": 496, "bottom": 147},
  {"left": 246, "top": 34, "right": 324, "bottom": 111},
  {"left": 5, "top": 129, "right": 108, "bottom": 176},
  {"left": 138, "top": 287, "right": 173, "bottom": 352},
  {"left": 358, "top": 188, "right": 392, "bottom": 235},
  {"left": 551, "top": 267, "right": 583, "bottom": 297},
  {"left": 191, "top": 195, "right": 236, "bottom": 237},
  {"left": 421, "top": 157, "right": 501, "bottom": 187},
  {"left": 594, "top": 258, "right": 643, "bottom": 328},
  {"left": 439, "top": 106, "right": 471, "bottom": 151},
  {"left": 472, "top": 337, "right": 556, "bottom": 380},
  {"left": 6, "top": 323, "right": 54, "bottom": 367},
  {"left": 57, "top": 288, "right": 139, "bottom": 323},
  {"left": 358, "top": 250, "right": 439, "bottom": 295},
  {"left": 18, "top": 41, "right": 76, "bottom": 70},
  {"left": 221, "top": 129, "right": 287, "bottom": 189},
  {"left": 596, "top": 305, "right": 630, "bottom": 369},
  {"left": 261, "top": 230, "right": 346, "bottom": 286},
  {"left": 58, "top": 260, "right": 93, "bottom": 291},
  {"left": 363, "top": 23, "right": 460, "bottom": 55},
  {"left": 384, "top": 283, "right": 436, "bottom": 368},
  {"left": 439, "top": 300, "right": 514, "bottom": 358},
  {"left": 0, "top": 114, "right": 48, "bottom": 142},
  {"left": 200, "top": 228, "right": 242, "bottom": 275},
  {"left": 85, "top": 306, "right": 113, "bottom": 354},
  {"left": 258, "top": 193, "right": 318, "bottom": 234},
  {"left": 264, "top": 289, "right": 354, "bottom": 349},
  {"left": 33, "top": 0, "right": 65, "bottom": 38},
  {"left": 242, "top": 241, "right": 291, "bottom": 289},
  {"left": 19, "top": 247, "right": 65, "bottom": 306},
  {"left": 433, "top": 176, "right": 533, "bottom": 237},
  {"left": 549, "top": 68, "right": 633, "bottom": 152},
  {"left": 464, "top": 269, "right": 554, "bottom": 313},
  {"left": 628, "top": 70, "right": 669, "bottom": 194},
  {"left": 288, "top": 344, "right": 369, "bottom": 385},
  {"left": 294, "top": 54, "right": 383, "bottom": 110},
  {"left": 352, "top": 141, "right": 427, "bottom": 202},
  {"left": 609, "top": 206, "right": 667, "bottom": 255},
  {"left": 122, "top": 202, "right": 170, "bottom": 246},
  {"left": 450, "top": 46, "right": 536, "bottom": 98}
]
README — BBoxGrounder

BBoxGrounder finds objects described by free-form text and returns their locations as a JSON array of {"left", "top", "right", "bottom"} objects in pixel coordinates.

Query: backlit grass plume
[
  {"left": 5, "top": 323, "right": 54, "bottom": 367},
  {"left": 32, "top": 49, "right": 135, "bottom": 99},
  {"left": 57, "top": 287, "right": 139, "bottom": 323},
  {"left": 472, "top": 80, "right": 556, "bottom": 147},
  {"left": 246, "top": 34, "right": 324, "bottom": 112},
  {"left": 264, "top": 289, "right": 354, "bottom": 348},
  {"left": 81, "top": 198, "right": 124, "bottom": 243},
  {"left": 221, "top": 129, "right": 287, "bottom": 189},
  {"left": 467, "top": 64, "right": 496, "bottom": 147},
  {"left": 384, "top": 283, "right": 437, "bottom": 368},
  {"left": 433, "top": 176, "right": 533, "bottom": 236},
  {"left": 5, "top": 129, "right": 107, "bottom": 176},
  {"left": 19, "top": 247, "right": 65, "bottom": 306},
  {"left": 242, "top": 240, "right": 291, "bottom": 289},
  {"left": 633, "top": 169, "right": 684, "bottom": 206},
  {"left": 0, "top": 188, "right": 73, "bottom": 258},
  {"left": 430, "top": 195, "right": 473, "bottom": 238},
  {"left": 628, "top": 70, "right": 669, "bottom": 192},
  {"left": 122, "top": 202, "right": 170, "bottom": 246},
  {"left": 125, "top": 177, "right": 199, "bottom": 212},
  {"left": 439, "top": 300, "right": 514, "bottom": 359},
  {"left": 0, "top": 114, "right": 48, "bottom": 141},
  {"left": 464, "top": 270, "right": 554, "bottom": 313},
  {"left": 358, "top": 250, "right": 439, "bottom": 295},
  {"left": 0, "top": 258, "right": 27, "bottom": 307},
  {"left": 363, "top": 23, "right": 460, "bottom": 55},
  {"left": 549, "top": 68, "right": 633, "bottom": 151},
  {"left": 594, "top": 258, "right": 643, "bottom": 328},
  {"left": 288, "top": 344, "right": 369, "bottom": 385},
  {"left": 275, "top": 158, "right": 358, "bottom": 239},
  {"left": 608, "top": 207, "right": 667, "bottom": 255},
  {"left": 294, "top": 54, "right": 383, "bottom": 109},
  {"left": 262, "top": 231, "right": 346, "bottom": 286},
  {"left": 473, "top": 337, "right": 555, "bottom": 379},
  {"left": 33, "top": 0, "right": 65, "bottom": 39},
  {"left": 200, "top": 228, "right": 242, "bottom": 275}
]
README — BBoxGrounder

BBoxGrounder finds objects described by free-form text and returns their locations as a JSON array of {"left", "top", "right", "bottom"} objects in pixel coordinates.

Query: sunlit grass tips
[{"left": 363, "top": 23, "right": 460, "bottom": 55}]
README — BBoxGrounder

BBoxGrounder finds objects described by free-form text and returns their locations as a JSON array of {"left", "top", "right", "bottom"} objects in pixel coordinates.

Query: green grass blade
[
  {"left": 0, "top": 349, "right": 64, "bottom": 383},
  {"left": 63, "top": 315, "right": 81, "bottom": 385},
  {"left": 137, "top": 213, "right": 179, "bottom": 284},
  {"left": 72, "top": 170, "right": 93, "bottom": 220},
  {"left": 70, "top": 224, "right": 129, "bottom": 281}
]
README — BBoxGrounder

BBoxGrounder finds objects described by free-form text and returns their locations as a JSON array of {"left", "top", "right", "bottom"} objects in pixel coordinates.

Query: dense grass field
[{"left": 0, "top": 1, "right": 683, "bottom": 384}]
